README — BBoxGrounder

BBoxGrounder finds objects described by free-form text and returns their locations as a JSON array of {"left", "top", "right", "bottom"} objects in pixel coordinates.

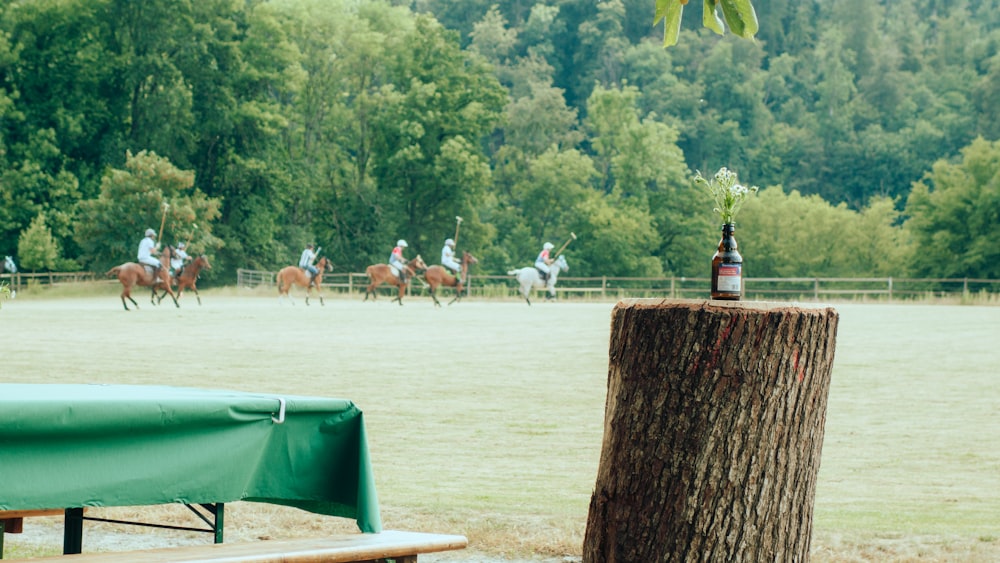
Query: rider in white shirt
[
  {"left": 137, "top": 229, "right": 162, "bottom": 272},
  {"left": 170, "top": 242, "right": 190, "bottom": 275},
  {"left": 441, "top": 238, "right": 462, "bottom": 282}
]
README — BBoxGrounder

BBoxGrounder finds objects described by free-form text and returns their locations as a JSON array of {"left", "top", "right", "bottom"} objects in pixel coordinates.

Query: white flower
[{"left": 694, "top": 167, "right": 758, "bottom": 224}]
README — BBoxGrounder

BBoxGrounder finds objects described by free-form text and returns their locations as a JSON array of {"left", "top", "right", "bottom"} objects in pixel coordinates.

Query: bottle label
[{"left": 717, "top": 263, "right": 741, "bottom": 292}]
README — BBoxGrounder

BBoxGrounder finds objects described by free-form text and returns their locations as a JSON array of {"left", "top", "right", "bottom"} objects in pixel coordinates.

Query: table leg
[
  {"left": 214, "top": 503, "right": 224, "bottom": 544},
  {"left": 63, "top": 508, "right": 83, "bottom": 554}
]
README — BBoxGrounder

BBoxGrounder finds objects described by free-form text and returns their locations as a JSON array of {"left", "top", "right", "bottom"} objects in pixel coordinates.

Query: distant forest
[{"left": 1, "top": 0, "right": 999, "bottom": 280}]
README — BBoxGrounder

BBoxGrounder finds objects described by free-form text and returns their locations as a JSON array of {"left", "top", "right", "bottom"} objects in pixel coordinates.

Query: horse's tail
[
  {"left": 106, "top": 265, "right": 122, "bottom": 277},
  {"left": 275, "top": 269, "right": 286, "bottom": 293},
  {"left": 507, "top": 268, "right": 519, "bottom": 276}
]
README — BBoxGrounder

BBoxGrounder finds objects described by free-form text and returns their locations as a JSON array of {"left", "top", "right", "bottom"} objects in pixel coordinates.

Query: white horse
[
  {"left": 507, "top": 254, "right": 568, "bottom": 305},
  {"left": 2, "top": 256, "right": 15, "bottom": 274}
]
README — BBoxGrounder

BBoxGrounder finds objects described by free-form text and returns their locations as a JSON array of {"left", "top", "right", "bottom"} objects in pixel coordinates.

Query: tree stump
[{"left": 583, "top": 299, "right": 839, "bottom": 563}]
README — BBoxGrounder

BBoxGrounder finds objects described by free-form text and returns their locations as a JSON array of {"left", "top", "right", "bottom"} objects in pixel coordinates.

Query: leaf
[
  {"left": 655, "top": 0, "right": 685, "bottom": 47},
  {"left": 703, "top": 0, "right": 725, "bottom": 35},
  {"left": 719, "top": 0, "right": 758, "bottom": 39}
]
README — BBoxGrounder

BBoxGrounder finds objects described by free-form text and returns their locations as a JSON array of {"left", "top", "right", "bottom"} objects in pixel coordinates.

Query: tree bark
[{"left": 584, "top": 299, "right": 839, "bottom": 563}]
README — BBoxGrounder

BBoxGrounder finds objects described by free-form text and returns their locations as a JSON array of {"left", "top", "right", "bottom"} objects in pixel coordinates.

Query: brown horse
[
  {"left": 424, "top": 251, "right": 479, "bottom": 307},
  {"left": 174, "top": 254, "right": 211, "bottom": 305},
  {"left": 277, "top": 256, "right": 332, "bottom": 306},
  {"left": 364, "top": 254, "right": 428, "bottom": 305},
  {"left": 106, "top": 247, "right": 178, "bottom": 311}
]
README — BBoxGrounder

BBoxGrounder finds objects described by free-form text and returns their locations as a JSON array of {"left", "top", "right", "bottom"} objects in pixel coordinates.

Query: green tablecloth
[{"left": 0, "top": 384, "right": 381, "bottom": 533}]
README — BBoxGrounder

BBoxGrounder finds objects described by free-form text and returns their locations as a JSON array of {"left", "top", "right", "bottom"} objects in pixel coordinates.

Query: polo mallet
[
  {"left": 453, "top": 216, "right": 463, "bottom": 248},
  {"left": 157, "top": 202, "right": 169, "bottom": 244},
  {"left": 553, "top": 232, "right": 577, "bottom": 258},
  {"left": 185, "top": 223, "right": 198, "bottom": 250}
]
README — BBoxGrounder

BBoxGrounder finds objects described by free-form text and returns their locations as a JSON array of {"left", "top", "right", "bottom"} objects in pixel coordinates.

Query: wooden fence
[
  {"left": 4, "top": 269, "right": 998, "bottom": 302},
  {"left": 233, "top": 269, "right": 1000, "bottom": 302}
]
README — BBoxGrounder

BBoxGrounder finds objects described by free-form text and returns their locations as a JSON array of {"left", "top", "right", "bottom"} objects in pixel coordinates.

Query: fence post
[
  {"left": 888, "top": 277, "right": 893, "bottom": 301},
  {"left": 814, "top": 278, "right": 819, "bottom": 300},
  {"left": 601, "top": 276, "right": 607, "bottom": 299}
]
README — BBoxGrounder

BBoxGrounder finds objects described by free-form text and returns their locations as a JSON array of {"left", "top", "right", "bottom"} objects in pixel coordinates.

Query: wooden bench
[
  {"left": 0, "top": 510, "right": 64, "bottom": 535},
  {"left": 1, "top": 509, "right": 66, "bottom": 557},
  {"left": 13, "top": 530, "right": 468, "bottom": 562}
]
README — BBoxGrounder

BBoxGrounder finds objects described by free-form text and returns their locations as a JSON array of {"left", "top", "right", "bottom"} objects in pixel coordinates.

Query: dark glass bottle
[{"left": 711, "top": 223, "right": 742, "bottom": 300}]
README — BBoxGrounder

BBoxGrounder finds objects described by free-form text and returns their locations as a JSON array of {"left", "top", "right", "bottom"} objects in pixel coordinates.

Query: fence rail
[
  {"left": 5, "top": 269, "right": 999, "bottom": 302},
  {"left": 233, "top": 269, "right": 1000, "bottom": 302}
]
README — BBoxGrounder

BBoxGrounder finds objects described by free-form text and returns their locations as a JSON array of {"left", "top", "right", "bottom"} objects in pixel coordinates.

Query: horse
[
  {"left": 276, "top": 256, "right": 332, "bottom": 306},
  {"left": 363, "top": 254, "right": 428, "bottom": 305},
  {"left": 2, "top": 255, "right": 15, "bottom": 274},
  {"left": 507, "top": 254, "right": 568, "bottom": 306},
  {"left": 173, "top": 254, "right": 211, "bottom": 305},
  {"left": 424, "top": 251, "right": 478, "bottom": 307},
  {"left": 106, "top": 247, "right": 179, "bottom": 311}
]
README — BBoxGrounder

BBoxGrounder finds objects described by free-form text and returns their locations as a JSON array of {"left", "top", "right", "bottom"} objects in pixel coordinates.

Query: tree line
[{"left": 0, "top": 0, "right": 998, "bottom": 282}]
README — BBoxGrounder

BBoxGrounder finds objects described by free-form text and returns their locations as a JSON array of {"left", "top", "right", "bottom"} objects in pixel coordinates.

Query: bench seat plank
[{"left": 21, "top": 530, "right": 467, "bottom": 562}]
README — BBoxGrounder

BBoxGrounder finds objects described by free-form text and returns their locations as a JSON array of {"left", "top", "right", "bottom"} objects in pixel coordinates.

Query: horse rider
[
  {"left": 299, "top": 243, "right": 319, "bottom": 282},
  {"left": 441, "top": 238, "right": 462, "bottom": 283},
  {"left": 389, "top": 239, "right": 409, "bottom": 283},
  {"left": 170, "top": 242, "right": 191, "bottom": 276},
  {"left": 535, "top": 241, "right": 555, "bottom": 282},
  {"left": 137, "top": 228, "right": 163, "bottom": 277}
]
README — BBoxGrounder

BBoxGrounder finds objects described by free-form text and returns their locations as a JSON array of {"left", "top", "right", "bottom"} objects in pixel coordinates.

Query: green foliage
[
  {"left": 655, "top": 0, "right": 758, "bottom": 47},
  {"left": 904, "top": 137, "right": 1000, "bottom": 279},
  {"left": 17, "top": 212, "right": 60, "bottom": 272},
  {"left": 74, "top": 151, "right": 222, "bottom": 272},
  {"left": 0, "top": 0, "right": 997, "bottom": 281}
]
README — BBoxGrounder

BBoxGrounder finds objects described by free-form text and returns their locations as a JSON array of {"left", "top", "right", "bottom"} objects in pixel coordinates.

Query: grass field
[{"left": 2, "top": 285, "right": 999, "bottom": 562}]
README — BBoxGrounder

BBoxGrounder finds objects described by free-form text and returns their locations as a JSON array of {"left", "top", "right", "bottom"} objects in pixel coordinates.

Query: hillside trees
[{"left": 1, "top": 0, "right": 999, "bottom": 281}]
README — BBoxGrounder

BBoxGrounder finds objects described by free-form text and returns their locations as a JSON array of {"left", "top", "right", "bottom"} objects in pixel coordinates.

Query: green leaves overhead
[
  {"left": 718, "top": 0, "right": 758, "bottom": 39},
  {"left": 654, "top": 0, "right": 685, "bottom": 48},
  {"left": 655, "top": 0, "right": 758, "bottom": 47}
]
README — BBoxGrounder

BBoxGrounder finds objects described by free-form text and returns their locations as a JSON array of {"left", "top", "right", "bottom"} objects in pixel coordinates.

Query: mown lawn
[{"left": 2, "top": 290, "right": 998, "bottom": 561}]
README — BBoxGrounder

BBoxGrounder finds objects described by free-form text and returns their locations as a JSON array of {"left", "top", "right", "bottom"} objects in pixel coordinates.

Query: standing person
[
  {"left": 440, "top": 238, "right": 462, "bottom": 283},
  {"left": 170, "top": 242, "right": 190, "bottom": 276},
  {"left": 137, "top": 228, "right": 162, "bottom": 274},
  {"left": 535, "top": 241, "right": 555, "bottom": 281},
  {"left": 389, "top": 239, "right": 409, "bottom": 283},
  {"left": 299, "top": 243, "right": 318, "bottom": 281}
]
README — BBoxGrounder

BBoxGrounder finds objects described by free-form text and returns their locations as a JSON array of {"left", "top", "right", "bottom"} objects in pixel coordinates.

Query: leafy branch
[{"left": 655, "top": 0, "right": 759, "bottom": 47}]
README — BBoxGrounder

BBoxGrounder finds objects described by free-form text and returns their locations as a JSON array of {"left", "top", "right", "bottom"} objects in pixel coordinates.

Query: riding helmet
[{"left": 397, "top": 239, "right": 408, "bottom": 247}]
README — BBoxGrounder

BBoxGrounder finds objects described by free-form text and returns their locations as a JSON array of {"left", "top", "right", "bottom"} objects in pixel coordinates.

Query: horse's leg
[
  {"left": 390, "top": 280, "right": 404, "bottom": 305},
  {"left": 429, "top": 284, "right": 442, "bottom": 307},
  {"left": 192, "top": 285, "right": 201, "bottom": 306},
  {"left": 121, "top": 285, "right": 138, "bottom": 311},
  {"left": 159, "top": 273, "right": 180, "bottom": 308}
]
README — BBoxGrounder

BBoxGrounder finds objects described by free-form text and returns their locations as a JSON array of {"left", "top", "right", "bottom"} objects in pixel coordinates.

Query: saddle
[{"left": 536, "top": 267, "right": 548, "bottom": 281}]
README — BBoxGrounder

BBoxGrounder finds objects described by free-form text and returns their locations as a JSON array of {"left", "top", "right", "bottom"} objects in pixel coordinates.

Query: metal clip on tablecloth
[{"left": 271, "top": 398, "right": 286, "bottom": 424}]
